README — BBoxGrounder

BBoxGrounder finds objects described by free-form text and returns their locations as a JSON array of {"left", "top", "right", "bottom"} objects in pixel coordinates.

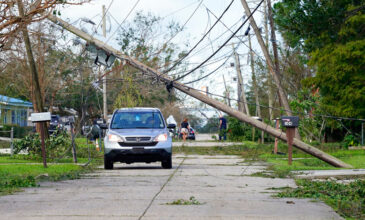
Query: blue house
[{"left": 0, "top": 95, "right": 33, "bottom": 127}]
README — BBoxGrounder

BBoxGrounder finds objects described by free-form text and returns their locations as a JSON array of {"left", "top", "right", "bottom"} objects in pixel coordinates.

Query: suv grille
[
  {"left": 125, "top": 137, "right": 151, "bottom": 142},
  {"left": 118, "top": 142, "right": 158, "bottom": 147}
]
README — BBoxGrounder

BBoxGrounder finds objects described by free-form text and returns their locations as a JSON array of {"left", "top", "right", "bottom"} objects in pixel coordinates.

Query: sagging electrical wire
[
  {"left": 172, "top": 0, "right": 265, "bottom": 82},
  {"left": 105, "top": 0, "right": 140, "bottom": 44},
  {"left": 155, "top": 0, "right": 203, "bottom": 54},
  {"left": 163, "top": 0, "right": 235, "bottom": 74},
  {"left": 204, "top": 4, "right": 266, "bottom": 63},
  {"left": 93, "top": 0, "right": 114, "bottom": 36}
]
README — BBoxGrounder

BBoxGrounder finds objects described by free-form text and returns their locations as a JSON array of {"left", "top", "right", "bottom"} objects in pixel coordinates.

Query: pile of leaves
[{"left": 165, "top": 196, "right": 205, "bottom": 205}]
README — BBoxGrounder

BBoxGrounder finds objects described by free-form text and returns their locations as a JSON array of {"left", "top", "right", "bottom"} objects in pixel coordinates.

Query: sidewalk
[
  {"left": 294, "top": 169, "right": 365, "bottom": 179},
  {"left": 172, "top": 141, "right": 239, "bottom": 147}
]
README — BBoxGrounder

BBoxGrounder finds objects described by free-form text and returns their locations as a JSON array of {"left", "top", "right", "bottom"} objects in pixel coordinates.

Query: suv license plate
[{"left": 133, "top": 147, "right": 144, "bottom": 153}]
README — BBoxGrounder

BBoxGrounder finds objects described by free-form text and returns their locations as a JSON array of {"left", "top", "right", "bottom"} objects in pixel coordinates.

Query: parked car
[
  {"left": 103, "top": 108, "right": 176, "bottom": 169},
  {"left": 49, "top": 115, "right": 64, "bottom": 134},
  {"left": 187, "top": 127, "right": 196, "bottom": 140},
  {"left": 178, "top": 127, "right": 196, "bottom": 140}
]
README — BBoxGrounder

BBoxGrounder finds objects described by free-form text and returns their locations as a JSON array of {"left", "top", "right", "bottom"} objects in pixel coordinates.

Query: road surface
[{"left": 0, "top": 154, "right": 341, "bottom": 220}]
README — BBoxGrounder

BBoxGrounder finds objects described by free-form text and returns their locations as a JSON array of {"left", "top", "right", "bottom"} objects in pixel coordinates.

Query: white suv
[{"left": 103, "top": 108, "right": 175, "bottom": 169}]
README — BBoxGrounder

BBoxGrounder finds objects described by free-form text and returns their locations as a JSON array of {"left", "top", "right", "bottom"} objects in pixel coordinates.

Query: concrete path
[
  {"left": 195, "top": 133, "right": 218, "bottom": 141},
  {"left": 294, "top": 169, "right": 365, "bottom": 179},
  {"left": 173, "top": 141, "right": 238, "bottom": 147},
  {"left": 0, "top": 155, "right": 342, "bottom": 220}
]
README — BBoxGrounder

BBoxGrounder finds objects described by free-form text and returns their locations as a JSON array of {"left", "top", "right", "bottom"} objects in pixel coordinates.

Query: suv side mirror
[
  {"left": 167, "top": 124, "right": 176, "bottom": 129},
  {"left": 99, "top": 123, "right": 108, "bottom": 130}
]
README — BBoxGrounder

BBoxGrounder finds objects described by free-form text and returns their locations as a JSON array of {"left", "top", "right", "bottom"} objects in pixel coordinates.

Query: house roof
[{"left": 0, "top": 95, "right": 33, "bottom": 108}]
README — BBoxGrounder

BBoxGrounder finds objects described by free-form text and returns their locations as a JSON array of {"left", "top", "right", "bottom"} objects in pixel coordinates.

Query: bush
[
  {"left": 341, "top": 134, "right": 358, "bottom": 148},
  {"left": 227, "top": 117, "right": 263, "bottom": 141},
  {"left": 13, "top": 131, "right": 72, "bottom": 158}
]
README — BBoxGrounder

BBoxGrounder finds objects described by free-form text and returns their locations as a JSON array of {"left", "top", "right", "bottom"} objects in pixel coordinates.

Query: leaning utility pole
[
  {"left": 267, "top": 0, "right": 280, "bottom": 82},
  {"left": 17, "top": 0, "right": 48, "bottom": 137},
  {"left": 232, "top": 45, "right": 250, "bottom": 116},
  {"left": 263, "top": 0, "right": 274, "bottom": 121},
  {"left": 239, "top": 0, "right": 291, "bottom": 117},
  {"left": 102, "top": 5, "right": 108, "bottom": 121},
  {"left": 47, "top": 15, "right": 352, "bottom": 168}
]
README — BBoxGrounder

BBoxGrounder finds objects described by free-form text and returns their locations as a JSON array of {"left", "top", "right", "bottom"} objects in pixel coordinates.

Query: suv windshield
[
  {"left": 51, "top": 116, "right": 59, "bottom": 123},
  {"left": 111, "top": 111, "right": 165, "bottom": 129}
]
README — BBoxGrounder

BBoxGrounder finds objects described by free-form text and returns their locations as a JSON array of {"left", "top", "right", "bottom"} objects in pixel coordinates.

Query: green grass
[
  {"left": 261, "top": 149, "right": 365, "bottom": 178},
  {"left": 0, "top": 138, "right": 101, "bottom": 196},
  {"left": 0, "top": 155, "right": 40, "bottom": 163},
  {"left": 0, "top": 163, "right": 93, "bottom": 195},
  {"left": 276, "top": 179, "right": 365, "bottom": 219},
  {"left": 0, "top": 154, "right": 98, "bottom": 164}
]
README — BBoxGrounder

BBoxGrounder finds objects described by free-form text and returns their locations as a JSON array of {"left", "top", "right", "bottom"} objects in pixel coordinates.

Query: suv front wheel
[
  {"left": 104, "top": 155, "right": 113, "bottom": 170},
  {"left": 161, "top": 155, "right": 172, "bottom": 169}
]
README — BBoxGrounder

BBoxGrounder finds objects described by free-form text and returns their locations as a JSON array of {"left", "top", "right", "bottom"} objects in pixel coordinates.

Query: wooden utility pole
[
  {"left": 47, "top": 15, "right": 352, "bottom": 168},
  {"left": 248, "top": 34, "right": 264, "bottom": 143},
  {"left": 263, "top": 0, "right": 274, "bottom": 121},
  {"left": 267, "top": 0, "right": 280, "bottom": 81},
  {"left": 102, "top": 5, "right": 108, "bottom": 121},
  {"left": 17, "top": 0, "right": 48, "bottom": 138},
  {"left": 222, "top": 75, "right": 231, "bottom": 107},
  {"left": 266, "top": 0, "right": 300, "bottom": 140},
  {"left": 17, "top": 0, "right": 43, "bottom": 113},
  {"left": 239, "top": 0, "right": 291, "bottom": 117},
  {"left": 232, "top": 45, "right": 250, "bottom": 115}
]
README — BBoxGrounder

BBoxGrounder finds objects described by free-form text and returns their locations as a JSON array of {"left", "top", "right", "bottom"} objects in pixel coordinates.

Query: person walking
[
  {"left": 219, "top": 114, "right": 227, "bottom": 141},
  {"left": 180, "top": 118, "right": 190, "bottom": 142},
  {"left": 87, "top": 119, "right": 101, "bottom": 150}
]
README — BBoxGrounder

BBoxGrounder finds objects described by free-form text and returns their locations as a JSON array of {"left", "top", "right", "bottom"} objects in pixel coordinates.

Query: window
[
  {"left": 21, "top": 110, "right": 27, "bottom": 126},
  {"left": 11, "top": 110, "right": 15, "bottom": 124},
  {"left": 3, "top": 109, "right": 8, "bottom": 124}
]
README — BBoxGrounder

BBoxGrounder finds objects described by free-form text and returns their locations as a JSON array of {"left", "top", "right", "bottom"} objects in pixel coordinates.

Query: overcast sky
[{"left": 60, "top": 0, "right": 269, "bottom": 111}]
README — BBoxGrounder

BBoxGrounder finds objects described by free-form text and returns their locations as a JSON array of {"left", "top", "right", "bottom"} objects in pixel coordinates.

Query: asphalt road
[{"left": 0, "top": 155, "right": 342, "bottom": 220}]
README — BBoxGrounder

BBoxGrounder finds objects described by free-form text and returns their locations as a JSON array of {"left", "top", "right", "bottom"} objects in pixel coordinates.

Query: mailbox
[
  {"left": 31, "top": 112, "right": 51, "bottom": 122},
  {"left": 281, "top": 116, "right": 299, "bottom": 128}
]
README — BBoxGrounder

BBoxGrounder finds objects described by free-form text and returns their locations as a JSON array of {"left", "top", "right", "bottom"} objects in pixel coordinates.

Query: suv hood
[{"left": 108, "top": 128, "right": 166, "bottom": 137}]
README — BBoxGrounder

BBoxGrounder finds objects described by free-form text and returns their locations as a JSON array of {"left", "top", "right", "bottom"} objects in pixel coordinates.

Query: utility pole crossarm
[{"left": 47, "top": 15, "right": 352, "bottom": 168}]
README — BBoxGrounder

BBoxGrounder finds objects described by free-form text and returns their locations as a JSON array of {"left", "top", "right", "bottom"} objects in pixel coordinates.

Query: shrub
[{"left": 13, "top": 131, "right": 72, "bottom": 158}]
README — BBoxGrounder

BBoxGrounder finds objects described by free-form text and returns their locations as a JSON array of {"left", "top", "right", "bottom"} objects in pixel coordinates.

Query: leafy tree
[
  {"left": 274, "top": 0, "right": 365, "bottom": 118},
  {"left": 111, "top": 12, "right": 187, "bottom": 111}
]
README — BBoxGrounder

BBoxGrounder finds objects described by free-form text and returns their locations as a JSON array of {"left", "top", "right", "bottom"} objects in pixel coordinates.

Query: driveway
[{"left": 0, "top": 155, "right": 341, "bottom": 220}]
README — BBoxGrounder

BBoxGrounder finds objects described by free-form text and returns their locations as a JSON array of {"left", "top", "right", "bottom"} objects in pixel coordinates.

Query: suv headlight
[
  {"left": 154, "top": 133, "right": 168, "bottom": 142},
  {"left": 108, "top": 134, "right": 123, "bottom": 142}
]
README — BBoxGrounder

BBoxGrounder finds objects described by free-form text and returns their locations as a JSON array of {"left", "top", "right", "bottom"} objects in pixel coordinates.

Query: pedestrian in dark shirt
[
  {"left": 219, "top": 114, "right": 227, "bottom": 141},
  {"left": 181, "top": 118, "right": 190, "bottom": 142}
]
